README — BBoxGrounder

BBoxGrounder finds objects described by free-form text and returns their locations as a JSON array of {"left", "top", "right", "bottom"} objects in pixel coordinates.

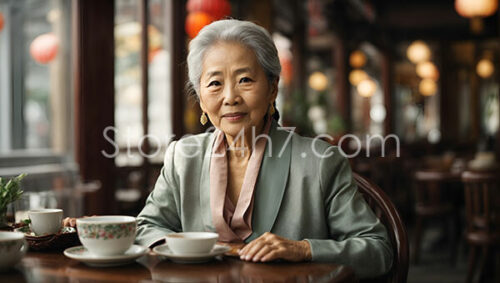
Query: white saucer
[
  {"left": 64, "top": 245, "right": 149, "bottom": 267},
  {"left": 153, "top": 244, "right": 230, "bottom": 264}
]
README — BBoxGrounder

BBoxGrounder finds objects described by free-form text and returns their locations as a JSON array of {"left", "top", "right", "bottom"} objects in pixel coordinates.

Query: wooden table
[{"left": 1, "top": 251, "right": 357, "bottom": 282}]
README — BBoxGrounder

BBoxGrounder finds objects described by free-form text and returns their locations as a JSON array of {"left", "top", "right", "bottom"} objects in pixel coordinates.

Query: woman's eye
[
  {"left": 208, "top": 81, "right": 221, "bottom": 87},
  {"left": 239, "top": 77, "right": 252, "bottom": 83}
]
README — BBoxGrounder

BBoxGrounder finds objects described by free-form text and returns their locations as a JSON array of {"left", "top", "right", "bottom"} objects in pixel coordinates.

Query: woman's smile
[{"left": 222, "top": 112, "right": 247, "bottom": 122}]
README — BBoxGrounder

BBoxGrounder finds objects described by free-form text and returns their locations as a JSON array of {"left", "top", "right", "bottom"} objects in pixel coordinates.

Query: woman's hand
[
  {"left": 62, "top": 217, "right": 77, "bottom": 227},
  {"left": 62, "top": 215, "right": 96, "bottom": 227},
  {"left": 238, "top": 232, "right": 312, "bottom": 262}
]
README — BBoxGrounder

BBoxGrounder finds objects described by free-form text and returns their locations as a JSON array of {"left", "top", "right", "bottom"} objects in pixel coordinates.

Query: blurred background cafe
[{"left": 0, "top": 0, "right": 499, "bottom": 282}]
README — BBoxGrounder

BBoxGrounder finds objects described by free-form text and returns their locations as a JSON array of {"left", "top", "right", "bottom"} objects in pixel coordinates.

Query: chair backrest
[
  {"left": 461, "top": 171, "right": 500, "bottom": 234},
  {"left": 353, "top": 172, "right": 409, "bottom": 283},
  {"left": 413, "top": 170, "right": 460, "bottom": 209}
]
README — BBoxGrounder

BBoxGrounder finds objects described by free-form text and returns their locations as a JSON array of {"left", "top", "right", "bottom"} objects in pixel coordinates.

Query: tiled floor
[
  {"left": 407, "top": 228, "right": 467, "bottom": 283},
  {"left": 406, "top": 224, "right": 497, "bottom": 283}
]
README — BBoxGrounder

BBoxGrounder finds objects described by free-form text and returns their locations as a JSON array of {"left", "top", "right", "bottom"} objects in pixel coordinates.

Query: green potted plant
[{"left": 0, "top": 174, "right": 27, "bottom": 229}]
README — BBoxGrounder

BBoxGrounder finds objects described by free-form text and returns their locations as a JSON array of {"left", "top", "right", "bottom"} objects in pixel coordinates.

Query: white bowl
[
  {"left": 166, "top": 232, "right": 218, "bottom": 255},
  {"left": 0, "top": 232, "right": 27, "bottom": 271},
  {"left": 76, "top": 216, "right": 137, "bottom": 256}
]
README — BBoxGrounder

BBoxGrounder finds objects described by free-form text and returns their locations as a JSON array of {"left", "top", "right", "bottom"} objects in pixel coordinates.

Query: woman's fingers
[
  {"left": 238, "top": 232, "right": 268, "bottom": 255},
  {"left": 239, "top": 232, "right": 282, "bottom": 262},
  {"left": 62, "top": 217, "right": 77, "bottom": 227},
  {"left": 260, "top": 249, "right": 282, "bottom": 262},
  {"left": 238, "top": 233, "right": 310, "bottom": 262},
  {"left": 238, "top": 241, "right": 253, "bottom": 256},
  {"left": 251, "top": 245, "right": 272, "bottom": 262},
  {"left": 62, "top": 216, "right": 96, "bottom": 227},
  {"left": 240, "top": 238, "right": 267, "bottom": 261}
]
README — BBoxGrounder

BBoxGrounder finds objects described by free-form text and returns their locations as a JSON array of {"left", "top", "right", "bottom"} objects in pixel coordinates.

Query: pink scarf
[{"left": 209, "top": 118, "right": 272, "bottom": 242}]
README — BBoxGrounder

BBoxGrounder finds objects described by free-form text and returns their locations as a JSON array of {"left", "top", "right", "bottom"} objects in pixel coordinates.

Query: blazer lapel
[
  {"left": 246, "top": 120, "right": 292, "bottom": 242},
  {"left": 200, "top": 133, "right": 216, "bottom": 232}
]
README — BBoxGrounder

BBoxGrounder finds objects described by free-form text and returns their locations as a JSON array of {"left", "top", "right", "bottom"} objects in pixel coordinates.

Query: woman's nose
[{"left": 222, "top": 84, "right": 240, "bottom": 105}]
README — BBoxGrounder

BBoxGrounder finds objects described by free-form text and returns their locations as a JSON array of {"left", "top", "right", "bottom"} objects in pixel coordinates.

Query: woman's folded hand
[
  {"left": 238, "top": 232, "right": 312, "bottom": 262},
  {"left": 62, "top": 215, "right": 95, "bottom": 227}
]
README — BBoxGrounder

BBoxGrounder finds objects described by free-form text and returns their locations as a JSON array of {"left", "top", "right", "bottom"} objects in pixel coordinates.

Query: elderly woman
[{"left": 136, "top": 19, "right": 392, "bottom": 278}]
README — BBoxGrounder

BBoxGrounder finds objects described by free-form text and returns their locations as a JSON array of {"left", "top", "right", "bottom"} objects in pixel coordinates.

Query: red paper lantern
[
  {"left": 185, "top": 12, "right": 215, "bottom": 39},
  {"left": 30, "top": 33, "right": 59, "bottom": 64},
  {"left": 0, "top": 12, "right": 4, "bottom": 32},
  {"left": 279, "top": 57, "right": 293, "bottom": 86},
  {"left": 186, "top": 0, "right": 231, "bottom": 20}
]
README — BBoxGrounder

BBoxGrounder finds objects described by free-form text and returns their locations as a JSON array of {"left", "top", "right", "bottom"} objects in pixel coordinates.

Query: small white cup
[
  {"left": 28, "top": 209, "right": 63, "bottom": 236},
  {"left": 166, "top": 232, "right": 218, "bottom": 255},
  {"left": 0, "top": 232, "right": 28, "bottom": 271},
  {"left": 76, "top": 215, "right": 137, "bottom": 256}
]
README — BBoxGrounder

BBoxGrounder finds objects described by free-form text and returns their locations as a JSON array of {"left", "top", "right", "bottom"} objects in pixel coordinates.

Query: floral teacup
[{"left": 76, "top": 216, "right": 136, "bottom": 256}]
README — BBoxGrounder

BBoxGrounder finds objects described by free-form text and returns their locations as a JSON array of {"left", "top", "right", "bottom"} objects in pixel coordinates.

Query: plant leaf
[{"left": 0, "top": 173, "right": 27, "bottom": 211}]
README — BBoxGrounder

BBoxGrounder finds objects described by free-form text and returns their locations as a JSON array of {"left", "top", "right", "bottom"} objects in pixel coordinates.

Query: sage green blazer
[{"left": 136, "top": 120, "right": 393, "bottom": 278}]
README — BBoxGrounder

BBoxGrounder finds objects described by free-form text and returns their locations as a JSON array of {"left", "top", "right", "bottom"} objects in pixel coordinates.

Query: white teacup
[
  {"left": 76, "top": 215, "right": 137, "bottom": 256},
  {"left": 0, "top": 232, "right": 28, "bottom": 271},
  {"left": 166, "top": 232, "right": 218, "bottom": 255},
  {"left": 29, "top": 209, "right": 63, "bottom": 236}
]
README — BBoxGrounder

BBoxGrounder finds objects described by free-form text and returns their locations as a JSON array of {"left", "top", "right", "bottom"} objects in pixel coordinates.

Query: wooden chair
[
  {"left": 353, "top": 172, "right": 409, "bottom": 283},
  {"left": 461, "top": 171, "right": 500, "bottom": 283},
  {"left": 412, "top": 170, "right": 461, "bottom": 264}
]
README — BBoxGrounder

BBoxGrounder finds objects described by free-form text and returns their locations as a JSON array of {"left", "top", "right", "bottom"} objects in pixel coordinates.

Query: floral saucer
[
  {"left": 64, "top": 245, "right": 148, "bottom": 267},
  {"left": 153, "top": 244, "right": 230, "bottom": 264}
]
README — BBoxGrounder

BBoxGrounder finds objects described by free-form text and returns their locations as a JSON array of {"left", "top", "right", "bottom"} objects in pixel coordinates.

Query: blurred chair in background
[
  {"left": 461, "top": 171, "right": 499, "bottom": 283},
  {"left": 412, "top": 170, "right": 461, "bottom": 264}
]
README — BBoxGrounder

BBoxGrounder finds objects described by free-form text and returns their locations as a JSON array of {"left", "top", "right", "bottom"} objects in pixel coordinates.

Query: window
[
  {"left": 114, "top": 0, "right": 173, "bottom": 167},
  {"left": 393, "top": 41, "right": 440, "bottom": 144},
  {"left": 350, "top": 43, "right": 386, "bottom": 137},
  {"left": 0, "top": 0, "right": 77, "bottom": 199},
  {"left": 0, "top": 0, "right": 72, "bottom": 155},
  {"left": 477, "top": 40, "right": 499, "bottom": 140}
]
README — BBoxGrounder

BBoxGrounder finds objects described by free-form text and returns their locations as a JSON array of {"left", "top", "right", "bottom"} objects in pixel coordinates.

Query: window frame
[{"left": 0, "top": 0, "right": 76, "bottom": 182}]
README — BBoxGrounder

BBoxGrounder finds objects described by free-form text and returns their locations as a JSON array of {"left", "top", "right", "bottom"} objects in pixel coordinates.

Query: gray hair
[{"left": 186, "top": 19, "right": 281, "bottom": 98}]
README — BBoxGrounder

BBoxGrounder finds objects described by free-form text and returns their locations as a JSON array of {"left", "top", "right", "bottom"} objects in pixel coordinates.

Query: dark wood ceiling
[
  {"left": 325, "top": 0, "right": 499, "bottom": 42},
  {"left": 373, "top": 0, "right": 498, "bottom": 40}
]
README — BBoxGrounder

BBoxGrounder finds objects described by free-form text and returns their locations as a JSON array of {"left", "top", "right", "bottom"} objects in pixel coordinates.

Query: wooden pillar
[
  {"left": 470, "top": 69, "right": 480, "bottom": 141},
  {"left": 139, "top": 0, "right": 150, "bottom": 192},
  {"left": 73, "top": 0, "right": 115, "bottom": 214},
  {"left": 50, "top": 0, "right": 70, "bottom": 154},
  {"left": 362, "top": 97, "right": 371, "bottom": 131},
  {"left": 381, "top": 51, "right": 393, "bottom": 135},
  {"left": 171, "top": 0, "right": 186, "bottom": 138},
  {"left": 439, "top": 41, "right": 459, "bottom": 145},
  {"left": 496, "top": 50, "right": 500, "bottom": 159},
  {"left": 333, "top": 35, "right": 351, "bottom": 132},
  {"left": 291, "top": 0, "right": 306, "bottom": 93},
  {"left": 244, "top": 0, "right": 273, "bottom": 31}
]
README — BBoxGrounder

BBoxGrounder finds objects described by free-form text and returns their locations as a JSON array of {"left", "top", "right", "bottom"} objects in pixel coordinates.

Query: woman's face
[{"left": 199, "top": 41, "right": 277, "bottom": 138}]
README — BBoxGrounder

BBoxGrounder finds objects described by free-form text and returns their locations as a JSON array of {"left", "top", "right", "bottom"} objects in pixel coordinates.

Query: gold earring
[
  {"left": 200, "top": 112, "right": 208, "bottom": 125},
  {"left": 269, "top": 103, "right": 275, "bottom": 116}
]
